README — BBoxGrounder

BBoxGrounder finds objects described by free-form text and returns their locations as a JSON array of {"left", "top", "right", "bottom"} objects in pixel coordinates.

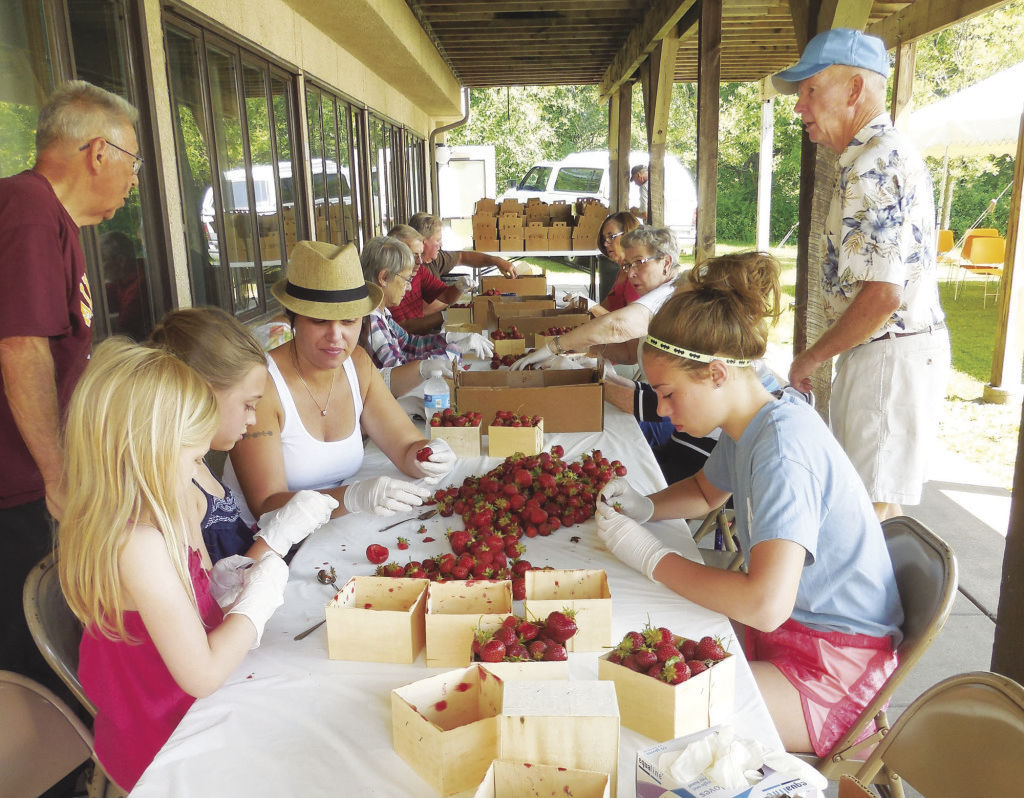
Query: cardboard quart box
[
  {"left": 475, "top": 760, "right": 609, "bottom": 798},
  {"left": 430, "top": 421, "right": 482, "bottom": 458},
  {"left": 475, "top": 198, "right": 498, "bottom": 215},
  {"left": 474, "top": 236, "right": 500, "bottom": 252},
  {"left": 499, "top": 679, "right": 621, "bottom": 798},
  {"left": 492, "top": 337, "right": 526, "bottom": 358},
  {"left": 549, "top": 200, "right": 573, "bottom": 222},
  {"left": 425, "top": 579, "right": 514, "bottom": 668},
  {"left": 444, "top": 303, "right": 474, "bottom": 326},
  {"left": 499, "top": 236, "right": 525, "bottom": 253},
  {"left": 635, "top": 726, "right": 821, "bottom": 798},
  {"left": 525, "top": 203, "right": 551, "bottom": 223},
  {"left": 547, "top": 220, "right": 573, "bottom": 250},
  {"left": 598, "top": 651, "right": 736, "bottom": 742},
  {"left": 326, "top": 576, "right": 428, "bottom": 663},
  {"left": 391, "top": 664, "right": 503, "bottom": 796},
  {"left": 488, "top": 418, "right": 544, "bottom": 458},
  {"left": 454, "top": 368, "right": 603, "bottom": 433},
  {"left": 500, "top": 198, "right": 525, "bottom": 215},
  {"left": 524, "top": 569, "right": 611, "bottom": 652},
  {"left": 481, "top": 275, "right": 548, "bottom": 296}
]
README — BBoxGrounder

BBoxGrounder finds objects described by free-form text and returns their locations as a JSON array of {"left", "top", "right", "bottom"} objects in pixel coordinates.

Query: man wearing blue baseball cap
[{"left": 777, "top": 29, "right": 949, "bottom": 523}]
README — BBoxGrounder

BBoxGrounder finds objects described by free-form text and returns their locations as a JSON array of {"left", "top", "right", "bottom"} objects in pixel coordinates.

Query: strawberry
[
  {"left": 515, "top": 620, "right": 540, "bottom": 642},
  {"left": 506, "top": 642, "right": 530, "bottom": 661},
  {"left": 542, "top": 642, "right": 567, "bottom": 661},
  {"left": 633, "top": 648, "right": 658, "bottom": 670},
  {"left": 654, "top": 642, "right": 682, "bottom": 663},
  {"left": 687, "top": 660, "right": 709, "bottom": 676},
  {"left": 528, "top": 640, "right": 548, "bottom": 660},
  {"left": 365, "top": 543, "right": 389, "bottom": 564},
  {"left": 478, "top": 638, "right": 506, "bottom": 662},
  {"left": 493, "top": 625, "right": 517, "bottom": 647},
  {"left": 543, "top": 610, "right": 578, "bottom": 643},
  {"left": 447, "top": 530, "right": 472, "bottom": 555},
  {"left": 657, "top": 657, "right": 691, "bottom": 685},
  {"left": 679, "top": 638, "right": 697, "bottom": 660},
  {"left": 620, "top": 630, "right": 645, "bottom": 651},
  {"left": 511, "top": 577, "right": 526, "bottom": 600},
  {"left": 694, "top": 635, "right": 728, "bottom": 662},
  {"left": 396, "top": 537, "right": 409, "bottom": 550},
  {"left": 415, "top": 446, "right": 433, "bottom": 462}
]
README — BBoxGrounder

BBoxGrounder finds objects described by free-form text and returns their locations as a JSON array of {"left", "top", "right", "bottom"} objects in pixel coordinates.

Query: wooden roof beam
[
  {"left": 868, "top": 0, "right": 1007, "bottom": 46},
  {"left": 598, "top": 0, "right": 698, "bottom": 102}
]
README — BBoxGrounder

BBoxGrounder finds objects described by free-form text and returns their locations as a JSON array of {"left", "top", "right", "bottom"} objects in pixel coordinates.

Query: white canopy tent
[{"left": 906, "top": 61, "right": 1024, "bottom": 158}]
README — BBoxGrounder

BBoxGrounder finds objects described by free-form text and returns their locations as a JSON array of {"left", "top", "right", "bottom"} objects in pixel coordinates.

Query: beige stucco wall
[{"left": 140, "top": 0, "right": 463, "bottom": 307}]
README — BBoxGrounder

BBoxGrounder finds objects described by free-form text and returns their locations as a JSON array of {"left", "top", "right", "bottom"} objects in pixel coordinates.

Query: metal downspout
[{"left": 428, "top": 87, "right": 471, "bottom": 215}]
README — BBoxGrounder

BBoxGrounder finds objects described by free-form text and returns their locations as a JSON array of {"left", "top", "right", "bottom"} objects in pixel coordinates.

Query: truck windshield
[{"left": 553, "top": 167, "right": 602, "bottom": 194}]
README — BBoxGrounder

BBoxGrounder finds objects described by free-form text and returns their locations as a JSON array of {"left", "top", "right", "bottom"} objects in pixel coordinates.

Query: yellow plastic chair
[
  {"left": 937, "top": 229, "right": 957, "bottom": 282},
  {"left": 854, "top": 671, "right": 1024, "bottom": 797},
  {"left": 955, "top": 235, "right": 1006, "bottom": 306},
  {"left": 795, "top": 516, "right": 958, "bottom": 797}
]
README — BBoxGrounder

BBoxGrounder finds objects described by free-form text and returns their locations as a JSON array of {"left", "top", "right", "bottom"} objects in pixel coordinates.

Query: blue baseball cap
[{"left": 772, "top": 28, "right": 890, "bottom": 94}]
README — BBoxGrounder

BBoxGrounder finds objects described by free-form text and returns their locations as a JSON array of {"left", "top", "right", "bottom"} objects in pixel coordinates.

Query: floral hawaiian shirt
[
  {"left": 822, "top": 114, "right": 945, "bottom": 338},
  {"left": 366, "top": 306, "right": 457, "bottom": 369}
]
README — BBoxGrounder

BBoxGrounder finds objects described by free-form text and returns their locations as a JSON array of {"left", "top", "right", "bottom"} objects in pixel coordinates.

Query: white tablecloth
[{"left": 131, "top": 405, "right": 782, "bottom": 797}]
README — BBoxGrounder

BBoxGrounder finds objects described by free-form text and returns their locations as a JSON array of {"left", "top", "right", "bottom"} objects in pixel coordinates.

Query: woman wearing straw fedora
[{"left": 223, "top": 241, "right": 455, "bottom": 525}]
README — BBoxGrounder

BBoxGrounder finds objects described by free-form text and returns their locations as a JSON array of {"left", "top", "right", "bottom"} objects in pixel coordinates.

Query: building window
[
  {"left": 305, "top": 83, "right": 363, "bottom": 249},
  {"left": 405, "top": 132, "right": 426, "bottom": 217},
  {"left": 164, "top": 15, "right": 301, "bottom": 319}
]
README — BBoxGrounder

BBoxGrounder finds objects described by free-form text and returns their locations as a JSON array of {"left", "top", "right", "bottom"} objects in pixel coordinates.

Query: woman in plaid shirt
[{"left": 360, "top": 236, "right": 491, "bottom": 397}]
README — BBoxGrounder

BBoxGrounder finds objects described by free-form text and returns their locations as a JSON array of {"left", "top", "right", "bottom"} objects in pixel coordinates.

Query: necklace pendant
[{"left": 320, "top": 408, "right": 328, "bottom": 416}]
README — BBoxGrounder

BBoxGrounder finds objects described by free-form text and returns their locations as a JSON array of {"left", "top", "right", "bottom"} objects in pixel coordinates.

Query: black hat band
[{"left": 284, "top": 281, "right": 368, "bottom": 303}]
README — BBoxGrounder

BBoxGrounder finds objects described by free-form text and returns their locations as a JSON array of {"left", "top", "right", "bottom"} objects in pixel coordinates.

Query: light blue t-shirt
[{"left": 703, "top": 393, "right": 903, "bottom": 642}]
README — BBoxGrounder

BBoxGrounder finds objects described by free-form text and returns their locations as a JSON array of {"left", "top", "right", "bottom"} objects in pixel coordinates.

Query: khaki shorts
[{"left": 830, "top": 328, "right": 950, "bottom": 505}]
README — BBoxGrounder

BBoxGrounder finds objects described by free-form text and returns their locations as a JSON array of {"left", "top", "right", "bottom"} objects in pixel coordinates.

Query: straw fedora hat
[{"left": 272, "top": 241, "right": 383, "bottom": 320}]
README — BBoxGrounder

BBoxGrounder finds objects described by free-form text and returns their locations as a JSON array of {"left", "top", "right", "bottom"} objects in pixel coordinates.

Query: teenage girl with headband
[
  {"left": 596, "top": 251, "right": 903, "bottom": 756},
  {"left": 58, "top": 340, "right": 293, "bottom": 789},
  {"left": 149, "top": 307, "right": 336, "bottom": 563}
]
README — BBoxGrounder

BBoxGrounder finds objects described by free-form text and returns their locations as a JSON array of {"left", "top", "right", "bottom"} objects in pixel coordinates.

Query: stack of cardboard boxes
[{"left": 471, "top": 197, "right": 608, "bottom": 252}]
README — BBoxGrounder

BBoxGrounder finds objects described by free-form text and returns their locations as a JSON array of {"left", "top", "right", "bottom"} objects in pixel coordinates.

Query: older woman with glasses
[
  {"left": 513, "top": 227, "right": 680, "bottom": 370},
  {"left": 361, "top": 236, "right": 493, "bottom": 398}
]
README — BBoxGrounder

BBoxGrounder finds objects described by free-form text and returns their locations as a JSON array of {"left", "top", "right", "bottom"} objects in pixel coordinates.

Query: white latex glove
[
  {"left": 209, "top": 554, "right": 254, "bottom": 609},
  {"left": 598, "top": 477, "right": 654, "bottom": 523},
  {"left": 342, "top": 476, "right": 431, "bottom": 516},
  {"left": 226, "top": 553, "right": 289, "bottom": 647},
  {"left": 414, "top": 438, "right": 456, "bottom": 485},
  {"left": 510, "top": 343, "right": 557, "bottom": 371},
  {"left": 254, "top": 490, "right": 338, "bottom": 556},
  {"left": 453, "top": 275, "right": 473, "bottom": 294},
  {"left": 445, "top": 331, "right": 494, "bottom": 359},
  {"left": 418, "top": 357, "right": 454, "bottom": 380},
  {"left": 595, "top": 503, "right": 679, "bottom": 582}
]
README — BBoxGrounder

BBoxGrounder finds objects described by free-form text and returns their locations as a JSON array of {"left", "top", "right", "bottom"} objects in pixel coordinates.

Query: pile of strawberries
[
  {"left": 480, "top": 288, "right": 502, "bottom": 296},
  {"left": 541, "top": 325, "right": 575, "bottom": 336},
  {"left": 490, "top": 410, "right": 541, "bottom": 427},
  {"left": 607, "top": 621, "right": 729, "bottom": 684},
  {"left": 473, "top": 610, "right": 578, "bottom": 663},
  {"left": 489, "top": 351, "right": 533, "bottom": 369},
  {"left": 449, "top": 302, "right": 472, "bottom": 308},
  {"left": 429, "top": 409, "right": 482, "bottom": 428},
  {"left": 491, "top": 325, "right": 524, "bottom": 341},
  {"left": 367, "top": 448, "right": 625, "bottom": 598}
]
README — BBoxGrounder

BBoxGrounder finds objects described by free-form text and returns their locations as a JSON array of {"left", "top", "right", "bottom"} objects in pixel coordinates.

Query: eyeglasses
[
  {"left": 395, "top": 271, "right": 414, "bottom": 284},
  {"left": 601, "top": 231, "right": 624, "bottom": 244},
  {"left": 79, "top": 138, "right": 143, "bottom": 175},
  {"left": 624, "top": 255, "right": 661, "bottom": 272}
]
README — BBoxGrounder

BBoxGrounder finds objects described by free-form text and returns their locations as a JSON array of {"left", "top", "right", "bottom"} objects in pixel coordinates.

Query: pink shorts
[{"left": 746, "top": 619, "right": 898, "bottom": 756}]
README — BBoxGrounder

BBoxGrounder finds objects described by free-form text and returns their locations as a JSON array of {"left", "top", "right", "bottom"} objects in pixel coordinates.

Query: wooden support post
[
  {"left": 756, "top": 80, "right": 774, "bottom": 251},
  {"left": 613, "top": 82, "right": 633, "bottom": 213},
  {"left": 891, "top": 40, "right": 916, "bottom": 126},
  {"left": 696, "top": 0, "right": 722, "bottom": 263},
  {"left": 984, "top": 110, "right": 1024, "bottom": 403},
  {"left": 609, "top": 91, "right": 623, "bottom": 212},
  {"left": 644, "top": 35, "right": 679, "bottom": 228}
]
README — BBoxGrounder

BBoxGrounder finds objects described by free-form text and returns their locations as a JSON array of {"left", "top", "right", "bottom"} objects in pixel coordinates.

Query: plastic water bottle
[{"left": 423, "top": 365, "right": 450, "bottom": 432}]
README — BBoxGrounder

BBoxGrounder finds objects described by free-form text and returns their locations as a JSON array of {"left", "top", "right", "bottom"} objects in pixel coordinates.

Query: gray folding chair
[
  {"left": 797, "top": 516, "right": 958, "bottom": 797},
  {"left": 855, "top": 671, "right": 1024, "bottom": 797}
]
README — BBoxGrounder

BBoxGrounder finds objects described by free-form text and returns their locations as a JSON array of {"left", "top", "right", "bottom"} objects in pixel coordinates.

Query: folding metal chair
[
  {"left": 855, "top": 671, "right": 1024, "bottom": 797},
  {"left": 796, "top": 516, "right": 958, "bottom": 797},
  {"left": 955, "top": 235, "right": 1005, "bottom": 307}
]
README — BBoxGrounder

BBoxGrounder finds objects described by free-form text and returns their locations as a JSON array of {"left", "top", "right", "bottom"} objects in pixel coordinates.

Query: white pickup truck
[{"left": 501, "top": 149, "right": 697, "bottom": 242}]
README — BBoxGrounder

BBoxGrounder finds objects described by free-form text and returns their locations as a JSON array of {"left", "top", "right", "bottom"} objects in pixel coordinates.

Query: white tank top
[{"left": 223, "top": 354, "right": 365, "bottom": 525}]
